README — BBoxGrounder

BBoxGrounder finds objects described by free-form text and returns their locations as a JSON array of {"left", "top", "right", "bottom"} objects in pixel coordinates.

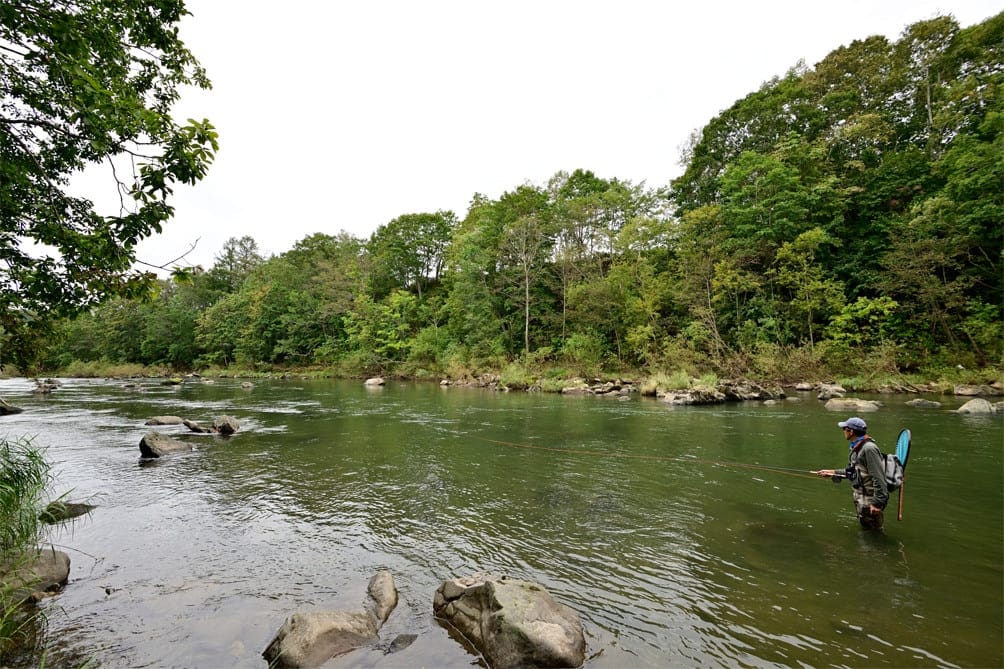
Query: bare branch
[{"left": 135, "top": 238, "right": 201, "bottom": 270}]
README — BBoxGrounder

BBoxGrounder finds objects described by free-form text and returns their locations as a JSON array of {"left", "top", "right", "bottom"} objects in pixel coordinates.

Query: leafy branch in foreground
[{"left": 0, "top": 0, "right": 218, "bottom": 370}]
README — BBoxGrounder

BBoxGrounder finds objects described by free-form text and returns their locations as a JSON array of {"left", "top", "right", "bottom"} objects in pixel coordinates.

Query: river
[{"left": 0, "top": 377, "right": 1000, "bottom": 668}]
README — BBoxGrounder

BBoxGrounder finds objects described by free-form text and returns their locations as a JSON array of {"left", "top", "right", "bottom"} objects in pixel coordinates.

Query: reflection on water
[{"left": 0, "top": 377, "right": 1000, "bottom": 668}]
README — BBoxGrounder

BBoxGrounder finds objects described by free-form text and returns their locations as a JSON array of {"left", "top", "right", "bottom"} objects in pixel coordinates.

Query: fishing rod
[{"left": 478, "top": 437, "right": 821, "bottom": 480}]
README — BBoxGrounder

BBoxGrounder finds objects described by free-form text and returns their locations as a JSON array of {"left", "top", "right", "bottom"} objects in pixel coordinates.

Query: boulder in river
[
  {"left": 40, "top": 500, "right": 96, "bottom": 524},
  {"left": 0, "top": 397, "right": 24, "bottom": 415},
  {"left": 263, "top": 570, "right": 398, "bottom": 668},
  {"left": 139, "top": 431, "right": 192, "bottom": 458},
  {"left": 956, "top": 398, "right": 994, "bottom": 414},
  {"left": 823, "top": 397, "right": 882, "bottom": 412},
  {"left": 183, "top": 419, "right": 213, "bottom": 433},
  {"left": 0, "top": 546, "right": 70, "bottom": 604},
  {"left": 433, "top": 573, "right": 585, "bottom": 669},
  {"left": 212, "top": 415, "right": 240, "bottom": 435},
  {"left": 183, "top": 415, "right": 240, "bottom": 435},
  {"left": 145, "top": 415, "right": 185, "bottom": 425},
  {"left": 906, "top": 398, "right": 942, "bottom": 409},
  {"left": 364, "top": 377, "right": 385, "bottom": 386}
]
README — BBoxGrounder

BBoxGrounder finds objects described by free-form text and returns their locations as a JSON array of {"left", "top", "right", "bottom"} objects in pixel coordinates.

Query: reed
[{"left": 0, "top": 437, "right": 53, "bottom": 650}]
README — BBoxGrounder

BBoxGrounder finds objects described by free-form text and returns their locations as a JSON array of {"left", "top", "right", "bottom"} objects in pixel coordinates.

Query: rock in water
[
  {"left": 139, "top": 431, "right": 192, "bottom": 458},
  {"left": 433, "top": 574, "right": 585, "bottom": 669}
]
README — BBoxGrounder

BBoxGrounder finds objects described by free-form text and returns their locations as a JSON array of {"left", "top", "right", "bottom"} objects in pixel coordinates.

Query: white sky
[{"left": 99, "top": 0, "right": 1001, "bottom": 271}]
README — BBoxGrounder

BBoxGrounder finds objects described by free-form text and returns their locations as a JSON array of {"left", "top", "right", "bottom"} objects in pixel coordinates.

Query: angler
[{"left": 813, "top": 417, "right": 888, "bottom": 530}]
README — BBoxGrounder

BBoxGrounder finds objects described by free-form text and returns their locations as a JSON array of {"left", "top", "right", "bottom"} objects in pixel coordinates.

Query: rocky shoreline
[{"left": 435, "top": 374, "right": 1004, "bottom": 408}]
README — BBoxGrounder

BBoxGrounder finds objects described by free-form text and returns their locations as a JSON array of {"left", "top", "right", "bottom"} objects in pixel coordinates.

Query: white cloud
[{"left": 112, "top": 0, "right": 1001, "bottom": 271}]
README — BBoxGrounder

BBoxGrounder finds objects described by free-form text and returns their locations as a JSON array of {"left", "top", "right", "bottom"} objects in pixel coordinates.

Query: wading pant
[{"left": 852, "top": 487, "right": 884, "bottom": 530}]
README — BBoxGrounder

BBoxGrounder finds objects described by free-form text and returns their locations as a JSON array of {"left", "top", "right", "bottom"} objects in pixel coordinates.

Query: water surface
[{"left": 0, "top": 378, "right": 1000, "bottom": 668}]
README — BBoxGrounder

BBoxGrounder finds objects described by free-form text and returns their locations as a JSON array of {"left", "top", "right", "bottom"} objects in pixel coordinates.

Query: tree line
[{"left": 46, "top": 13, "right": 1004, "bottom": 381}]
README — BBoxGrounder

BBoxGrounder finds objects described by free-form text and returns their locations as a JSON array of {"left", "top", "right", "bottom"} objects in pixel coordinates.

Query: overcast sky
[{"left": 106, "top": 1, "right": 1000, "bottom": 271}]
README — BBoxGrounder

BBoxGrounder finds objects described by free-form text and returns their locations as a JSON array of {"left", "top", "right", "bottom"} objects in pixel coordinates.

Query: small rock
[
  {"left": 183, "top": 419, "right": 213, "bottom": 434},
  {"left": 816, "top": 384, "right": 846, "bottom": 400},
  {"left": 145, "top": 415, "right": 185, "bottom": 426},
  {"left": 385, "top": 633, "right": 418, "bottom": 654},
  {"left": 39, "top": 501, "right": 96, "bottom": 524}
]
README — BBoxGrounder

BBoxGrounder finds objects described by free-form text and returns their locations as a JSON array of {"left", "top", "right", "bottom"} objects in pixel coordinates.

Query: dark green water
[{"left": 0, "top": 377, "right": 1000, "bottom": 668}]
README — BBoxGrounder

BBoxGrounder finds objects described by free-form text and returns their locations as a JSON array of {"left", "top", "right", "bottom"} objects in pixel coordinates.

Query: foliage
[
  {"left": 1, "top": 0, "right": 218, "bottom": 370},
  {"left": 45, "top": 12, "right": 1004, "bottom": 385}
]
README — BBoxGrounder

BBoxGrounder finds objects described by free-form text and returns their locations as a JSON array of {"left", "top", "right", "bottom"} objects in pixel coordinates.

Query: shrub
[{"left": 499, "top": 362, "right": 533, "bottom": 390}]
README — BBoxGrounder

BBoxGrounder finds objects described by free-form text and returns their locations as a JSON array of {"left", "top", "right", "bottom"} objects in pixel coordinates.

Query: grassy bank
[{"left": 22, "top": 357, "right": 1002, "bottom": 397}]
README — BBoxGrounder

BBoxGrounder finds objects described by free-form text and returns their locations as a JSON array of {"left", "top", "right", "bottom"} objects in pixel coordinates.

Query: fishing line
[{"left": 477, "top": 436, "right": 819, "bottom": 480}]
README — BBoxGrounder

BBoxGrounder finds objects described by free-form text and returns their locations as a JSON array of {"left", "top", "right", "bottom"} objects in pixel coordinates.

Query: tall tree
[
  {"left": 367, "top": 211, "right": 456, "bottom": 300},
  {"left": 1, "top": 0, "right": 217, "bottom": 369},
  {"left": 206, "top": 236, "right": 265, "bottom": 294}
]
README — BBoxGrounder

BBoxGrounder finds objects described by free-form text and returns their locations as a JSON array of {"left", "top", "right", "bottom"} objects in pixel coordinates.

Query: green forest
[{"left": 26, "top": 13, "right": 1004, "bottom": 386}]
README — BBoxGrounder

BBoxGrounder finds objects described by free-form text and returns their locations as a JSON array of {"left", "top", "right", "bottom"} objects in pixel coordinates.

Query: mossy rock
[{"left": 40, "top": 501, "right": 96, "bottom": 524}]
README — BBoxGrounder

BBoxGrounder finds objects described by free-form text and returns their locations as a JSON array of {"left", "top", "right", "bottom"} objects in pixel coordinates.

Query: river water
[{"left": 0, "top": 377, "right": 1000, "bottom": 668}]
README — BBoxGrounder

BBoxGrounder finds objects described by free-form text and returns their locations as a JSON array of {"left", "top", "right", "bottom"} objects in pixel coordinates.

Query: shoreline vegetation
[
  {"left": 5, "top": 359, "right": 1001, "bottom": 399},
  {"left": 8, "top": 13, "right": 1001, "bottom": 410}
]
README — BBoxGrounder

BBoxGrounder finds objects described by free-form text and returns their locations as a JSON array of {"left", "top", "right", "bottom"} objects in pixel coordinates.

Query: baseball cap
[{"left": 838, "top": 417, "right": 867, "bottom": 431}]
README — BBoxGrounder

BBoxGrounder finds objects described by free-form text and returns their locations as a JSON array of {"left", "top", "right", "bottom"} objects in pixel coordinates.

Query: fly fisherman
[{"left": 813, "top": 417, "right": 888, "bottom": 530}]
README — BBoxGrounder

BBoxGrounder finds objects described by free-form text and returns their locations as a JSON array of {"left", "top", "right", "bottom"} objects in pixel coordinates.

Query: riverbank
[{"left": 6, "top": 360, "right": 1003, "bottom": 400}]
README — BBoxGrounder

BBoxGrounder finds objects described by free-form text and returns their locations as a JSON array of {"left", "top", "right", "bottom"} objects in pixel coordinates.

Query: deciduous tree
[{"left": 1, "top": 0, "right": 217, "bottom": 369}]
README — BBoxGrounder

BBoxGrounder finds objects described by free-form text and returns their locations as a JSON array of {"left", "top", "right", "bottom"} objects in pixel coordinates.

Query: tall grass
[{"left": 0, "top": 437, "right": 53, "bottom": 651}]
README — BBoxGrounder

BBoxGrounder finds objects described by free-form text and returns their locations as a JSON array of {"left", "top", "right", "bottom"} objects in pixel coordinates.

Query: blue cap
[{"left": 838, "top": 417, "right": 867, "bottom": 431}]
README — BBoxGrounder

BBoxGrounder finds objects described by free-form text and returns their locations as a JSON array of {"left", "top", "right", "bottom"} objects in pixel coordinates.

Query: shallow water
[{"left": 0, "top": 377, "right": 1001, "bottom": 668}]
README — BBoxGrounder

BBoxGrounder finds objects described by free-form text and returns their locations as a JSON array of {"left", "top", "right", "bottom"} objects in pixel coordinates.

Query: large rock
[
  {"left": 433, "top": 574, "right": 585, "bottom": 669},
  {"left": 0, "top": 547, "right": 70, "bottom": 604},
  {"left": 823, "top": 397, "right": 881, "bottom": 412},
  {"left": 957, "top": 398, "right": 994, "bottom": 414},
  {"left": 212, "top": 415, "right": 240, "bottom": 435},
  {"left": 263, "top": 571, "right": 398, "bottom": 668},
  {"left": 364, "top": 377, "right": 385, "bottom": 386},
  {"left": 139, "top": 431, "right": 192, "bottom": 458}
]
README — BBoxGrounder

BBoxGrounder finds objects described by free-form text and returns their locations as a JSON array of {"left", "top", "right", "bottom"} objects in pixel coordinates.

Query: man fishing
[{"left": 812, "top": 417, "right": 888, "bottom": 530}]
